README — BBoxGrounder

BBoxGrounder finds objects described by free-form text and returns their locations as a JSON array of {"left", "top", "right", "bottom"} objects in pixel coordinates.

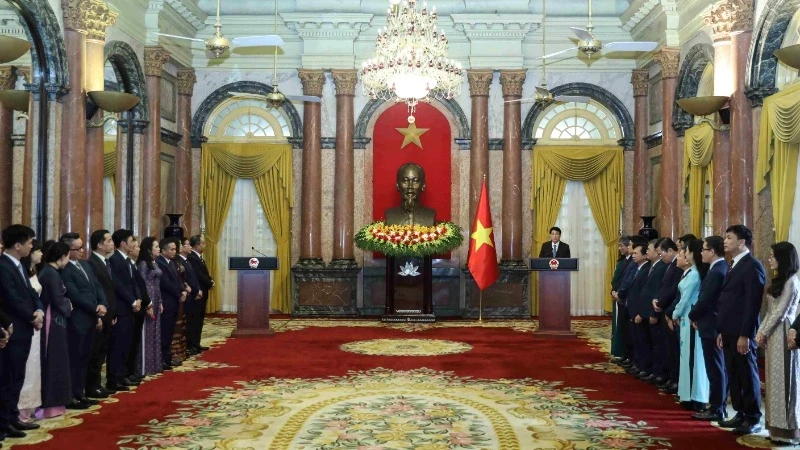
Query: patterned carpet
[{"left": 4, "top": 317, "right": 782, "bottom": 449}]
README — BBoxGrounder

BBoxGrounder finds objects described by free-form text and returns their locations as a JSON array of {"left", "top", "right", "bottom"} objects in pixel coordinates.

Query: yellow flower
[
  {"left": 389, "top": 422, "right": 419, "bottom": 432},
  {"left": 312, "top": 435, "right": 339, "bottom": 445},
  {"left": 413, "top": 444, "right": 450, "bottom": 450},
  {"left": 603, "top": 430, "right": 633, "bottom": 439},
  {"left": 375, "top": 430, "right": 411, "bottom": 441},
  {"left": 381, "top": 441, "right": 413, "bottom": 449},
  {"left": 161, "top": 426, "right": 194, "bottom": 436},
  {"left": 427, "top": 408, "right": 456, "bottom": 418},
  {"left": 349, "top": 411, "right": 381, "bottom": 421}
]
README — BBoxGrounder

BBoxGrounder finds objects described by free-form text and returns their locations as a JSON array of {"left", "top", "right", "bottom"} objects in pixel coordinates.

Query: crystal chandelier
[{"left": 359, "top": 0, "right": 464, "bottom": 123}]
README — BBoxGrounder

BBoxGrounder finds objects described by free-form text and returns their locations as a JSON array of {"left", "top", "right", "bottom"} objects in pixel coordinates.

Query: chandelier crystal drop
[{"left": 359, "top": 0, "right": 464, "bottom": 123}]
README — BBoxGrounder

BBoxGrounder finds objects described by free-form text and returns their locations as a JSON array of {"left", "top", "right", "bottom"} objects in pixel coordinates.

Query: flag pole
[{"left": 478, "top": 290, "right": 483, "bottom": 322}]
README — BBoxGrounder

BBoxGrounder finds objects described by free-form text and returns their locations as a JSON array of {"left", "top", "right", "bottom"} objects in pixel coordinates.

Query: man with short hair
[
  {"left": 177, "top": 238, "right": 202, "bottom": 356},
  {"left": 60, "top": 232, "right": 107, "bottom": 409},
  {"left": 0, "top": 225, "right": 42, "bottom": 438},
  {"left": 639, "top": 239, "right": 667, "bottom": 384},
  {"left": 186, "top": 235, "right": 213, "bottom": 353},
  {"left": 652, "top": 237, "right": 681, "bottom": 393},
  {"left": 689, "top": 235, "right": 729, "bottom": 422},
  {"left": 106, "top": 229, "right": 142, "bottom": 391},
  {"left": 538, "top": 226, "right": 571, "bottom": 258},
  {"left": 85, "top": 229, "right": 117, "bottom": 399},
  {"left": 157, "top": 238, "right": 186, "bottom": 370},
  {"left": 619, "top": 240, "right": 651, "bottom": 378}
]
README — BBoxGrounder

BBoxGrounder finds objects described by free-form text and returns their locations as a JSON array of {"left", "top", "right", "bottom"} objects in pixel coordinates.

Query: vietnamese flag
[{"left": 468, "top": 180, "right": 499, "bottom": 290}]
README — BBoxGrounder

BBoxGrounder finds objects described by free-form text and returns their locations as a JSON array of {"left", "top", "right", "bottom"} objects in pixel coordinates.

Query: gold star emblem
[
  {"left": 395, "top": 122, "right": 430, "bottom": 149},
  {"left": 471, "top": 220, "right": 494, "bottom": 252}
]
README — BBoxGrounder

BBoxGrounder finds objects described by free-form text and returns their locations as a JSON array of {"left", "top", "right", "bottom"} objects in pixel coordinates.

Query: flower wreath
[{"left": 354, "top": 221, "right": 463, "bottom": 257}]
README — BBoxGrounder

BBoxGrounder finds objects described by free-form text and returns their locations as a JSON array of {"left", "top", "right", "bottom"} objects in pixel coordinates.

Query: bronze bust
[{"left": 384, "top": 163, "right": 436, "bottom": 226}]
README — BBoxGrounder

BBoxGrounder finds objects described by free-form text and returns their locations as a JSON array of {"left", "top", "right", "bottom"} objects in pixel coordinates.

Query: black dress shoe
[
  {"left": 171, "top": 360, "right": 183, "bottom": 366},
  {"left": 162, "top": 363, "right": 173, "bottom": 371},
  {"left": 186, "top": 348, "right": 200, "bottom": 356},
  {"left": 2, "top": 426, "right": 25, "bottom": 439},
  {"left": 79, "top": 397, "right": 99, "bottom": 406},
  {"left": 121, "top": 377, "right": 140, "bottom": 386},
  {"left": 86, "top": 388, "right": 110, "bottom": 399},
  {"left": 692, "top": 410, "right": 725, "bottom": 421},
  {"left": 635, "top": 371, "right": 652, "bottom": 380},
  {"left": 106, "top": 383, "right": 129, "bottom": 392},
  {"left": 733, "top": 421, "right": 763, "bottom": 435},
  {"left": 197, "top": 345, "right": 210, "bottom": 351},
  {"left": 66, "top": 399, "right": 90, "bottom": 410},
  {"left": 12, "top": 421, "right": 39, "bottom": 431},
  {"left": 718, "top": 414, "right": 745, "bottom": 429}
]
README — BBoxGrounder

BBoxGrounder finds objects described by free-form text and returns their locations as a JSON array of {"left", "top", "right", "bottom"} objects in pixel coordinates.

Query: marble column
[
  {"left": 142, "top": 47, "right": 170, "bottom": 237},
  {"left": 654, "top": 48, "right": 681, "bottom": 238},
  {"left": 83, "top": 2, "right": 117, "bottom": 241},
  {"left": 20, "top": 68, "right": 33, "bottom": 227},
  {"left": 297, "top": 69, "right": 325, "bottom": 266},
  {"left": 0, "top": 67, "right": 15, "bottom": 229},
  {"left": 630, "top": 70, "right": 649, "bottom": 233},
  {"left": 176, "top": 69, "right": 196, "bottom": 234},
  {"left": 60, "top": 5, "right": 88, "bottom": 235},
  {"left": 499, "top": 69, "right": 525, "bottom": 262},
  {"left": 467, "top": 69, "right": 493, "bottom": 224},
  {"left": 330, "top": 69, "right": 358, "bottom": 266},
  {"left": 729, "top": 3, "right": 755, "bottom": 227}
]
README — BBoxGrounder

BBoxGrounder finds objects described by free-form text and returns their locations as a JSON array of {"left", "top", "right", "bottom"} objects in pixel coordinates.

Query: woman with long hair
[
  {"left": 36, "top": 241, "right": 73, "bottom": 419},
  {"left": 136, "top": 237, "right": 163, "bottom": 376},
  {"left": 672, "top": 239, "right": 709, "bottom": 412},
  {"left": 17, "top": 240, "right": 43, "bottom": 422},
  {"left": 757, "top": 241, "right": 800, "bottom": 444}
]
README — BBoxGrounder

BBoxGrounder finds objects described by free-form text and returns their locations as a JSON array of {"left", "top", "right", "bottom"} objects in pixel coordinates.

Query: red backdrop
[{"left": 372, "top": 102, "right": 452, "bottom": 225}]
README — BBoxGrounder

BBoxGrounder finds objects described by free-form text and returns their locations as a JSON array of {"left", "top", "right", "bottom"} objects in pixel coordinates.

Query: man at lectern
[{"left": 539, "top": 226, "right": 571, "bottom": 258}]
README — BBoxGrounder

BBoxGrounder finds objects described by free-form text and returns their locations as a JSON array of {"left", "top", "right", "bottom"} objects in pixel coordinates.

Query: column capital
[
  {"left": 297, "top": 69, "right": 326, "bottom": 98},
  {"left": 16, "top": 67, "right": 31, "bottom": 82},
  {"left": 705, "top": 0, "right": 753, "bottom": 40},
  {"left": 176, "top": 69, "right": 197, "bottom": 96},
  {"left": 331, "top": 69, "right": 358, "bottom": 96},
  {"left": 144, "top": 46, "right": 171, "bottom": 77},
  {"left": 500, "top": 69, "right": 526, "bottom": 98},
  {"left": 631, "top": 69, "right": 650, "bottom": 97},
  {"left": 0, "top": 67, "right": 16, "bottom": 90},
  {"left": 654, "top": 47, "right": 680, "bottom": 78},
  {"left": 62, "top": 0, "right": 118, "bottom": 40},
  {"left": 468, "top": 69, "right": 494, "bottom": 97}
]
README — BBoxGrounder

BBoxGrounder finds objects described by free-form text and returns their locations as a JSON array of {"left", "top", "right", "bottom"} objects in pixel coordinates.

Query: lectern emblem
[
  {"left": 398, "top": 261, "right": 421, "bottom": 277},
  {"left": 548, "top": 258, "right": 560, "bottom": 270},
  {"left": 248, "top": 257, "right": 259, "bottom": 269}
]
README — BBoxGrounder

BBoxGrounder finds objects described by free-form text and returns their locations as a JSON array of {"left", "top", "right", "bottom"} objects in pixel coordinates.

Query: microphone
[{"left": 251, "top": 246, "right": 268, "bottom": 258}]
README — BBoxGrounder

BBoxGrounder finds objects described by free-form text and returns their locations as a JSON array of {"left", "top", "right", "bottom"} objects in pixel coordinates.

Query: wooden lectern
[
  {"left": 229, "top": 257, "right": 278, "bottom": 337},
  {"left": 530, "top": 258, "right": 579, "bottom": 338},
  {"left": 383, "top": 255, "right": 435, "bottom": 322}
]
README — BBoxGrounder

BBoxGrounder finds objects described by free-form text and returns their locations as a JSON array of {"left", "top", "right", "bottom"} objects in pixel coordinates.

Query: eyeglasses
[
  {"left": 701, "top": 247, "right": 711, "bottom": 252},
  {"left": 70, "top": 248, "right": 84, "bottom": 252}
]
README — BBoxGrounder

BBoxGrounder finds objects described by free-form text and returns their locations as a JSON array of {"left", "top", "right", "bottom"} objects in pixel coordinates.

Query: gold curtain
[
  {"left": 531, "top": 146, "right": 624, "bottom": 314},
  {"left": 757, "top": 82, "right": 800, "bottom": 242},
  {"left": 200, "top": 142, "right": 294, "bottom": 313},
  {"left": 682, "top": 122, "right": 715, "bottom": 237},
  {"left": 103, "top": 141, "right": 116, "bottom": 194}
]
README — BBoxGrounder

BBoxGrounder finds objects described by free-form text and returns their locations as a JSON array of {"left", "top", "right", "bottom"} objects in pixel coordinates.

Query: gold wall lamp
[
  {"left": 0, "top": 36, "right": 31, "bottom": 64},
  {"left": 774, "top": 44, "right": 800, "bottom": 70},
  {"left": 676, "top": 95, "right": 730, "bottom": 130},
  {"left": 86, "top": 91, "right": 140, "bottom": 127}
]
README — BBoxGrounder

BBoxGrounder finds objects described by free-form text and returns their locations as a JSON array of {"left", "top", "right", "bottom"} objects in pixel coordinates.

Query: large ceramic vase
[
  {"left": 164, "top": 213, "right": 184, "bottom": 239},
  {"left": 638, "top": 216, "right": 659, "bottom": 240}
]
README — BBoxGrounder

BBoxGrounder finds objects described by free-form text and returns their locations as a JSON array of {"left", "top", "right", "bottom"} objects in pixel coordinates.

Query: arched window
[
  {"left": 204, "top": 98, "right": 292, "bottom": 140},
  {"left": 533, "top": 101, "right": 621, "bottom": 144}
]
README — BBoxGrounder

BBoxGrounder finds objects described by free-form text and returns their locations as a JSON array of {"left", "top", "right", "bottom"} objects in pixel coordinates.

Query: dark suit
[
  {"left": 86, "top": 253, "right": 116, "bottom": 392},
  {"left": 186, "top": 252, "right": 212, "bottom": 350},
  {"left": 107, "top": 250, "right": 140, "bottom": 386},
  {"left": 716, "top": 252, "right": 766, "bottom": 422},
  {"left": 640, "top": 260, "right": 667, "bottom": 378},
  {"left": 616, "top": 259, "right": 639, "bottom": 358},
  {"left": 157, "top": 256, "right": 183, "bottom": 364},
  {"left": 623, "top": 261, "right": 651, "bottom": 372},
  {"left": 655, "top": 259, "right": 682, "bottom": 383},
  {"left": 688, "top": 260, "right": 728, "bottom": 415},
  {"left": 0, "top": 253, "right": 42, "bottom": 429},
  {"left": 62, "top": 260, "right": 106, "bottom": 399},
  {"left": 538, "top": 241, "right": 571, "bottom": 258}
]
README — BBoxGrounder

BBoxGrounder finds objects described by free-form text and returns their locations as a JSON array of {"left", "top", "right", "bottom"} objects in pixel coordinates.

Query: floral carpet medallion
[
  {"left": 118, "top": 368, "right": 670, "bottom": 450},
  {"left": 340, "top": 338, "right": 473, "bottom": 356}
]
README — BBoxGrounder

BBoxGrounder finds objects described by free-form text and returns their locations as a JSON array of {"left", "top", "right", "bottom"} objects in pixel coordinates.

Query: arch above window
[
  {"left": 776, "top": 9, "right": 800, "bottom": 90},
  {"left": 533, "top": 101, "right": 621, "bottom": 144},
  {"left": 204, "top": 98, "right": 292, "bottom": 140}
]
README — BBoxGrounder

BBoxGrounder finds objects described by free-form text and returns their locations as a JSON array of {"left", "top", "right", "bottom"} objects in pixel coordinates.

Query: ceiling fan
[
  {"left": 539, "top": 0, "right": 658, "bottom": 61},
  {"left": 506, "top": 0, "right": 590, "bottom": 105},
  {"left": 154, "top": 0, "right": 284, "bottom": 58},
  {"left": 230, "top": 0, "right": 321, "bottom": 107}
]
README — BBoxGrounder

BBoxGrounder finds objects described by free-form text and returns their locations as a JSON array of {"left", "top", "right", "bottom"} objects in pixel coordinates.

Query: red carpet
[{"left": 19, "top": 321, "right": 752, "bottom": 449}]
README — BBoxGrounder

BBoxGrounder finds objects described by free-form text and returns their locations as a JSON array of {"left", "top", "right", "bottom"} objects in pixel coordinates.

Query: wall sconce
[
  {"left": 86, "top": 91, "right": 140, "bottom": 127},
  {"left": 0, "top": 36, "right": 31, "bottom": 64},
  {"left": 677, "top": 95, "right": 730, "bottom": 130},
  {"left": 0, "top": 89, "right": 30, "bottom": 112},
  {"left": 774, "top": 43, "right": 800, "bottom": 70}
]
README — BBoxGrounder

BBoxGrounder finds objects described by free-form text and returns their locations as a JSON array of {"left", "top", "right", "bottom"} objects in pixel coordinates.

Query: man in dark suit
[
  {"left": 186, "top": 235, "right": 213, "bottom": 353},
  {"left": 157, "top": 238, "right": 186, "bottom": 370},
  {"left": 106, "top": 229, "right": 143, "bottom": 391},
  {"left": 688, "top": 235, "right": 728, "bottom": 422},
  {"left": 652, "top": 238, "right": 681, "bottom": 393},
  {"left": 85, "top": 229, "right": 116, "bottom": 399},
  {"left": 619, "top": 241, "right": 651, "bottom": 378},
  {"left": 715, "top": 225, "right": 766, "bottom": 434},
  {"left": 60, "top": 233, "right": 107, "bottom": 409},
  {"left": 126, "top": 237, "right": 151, "bottom": 382},
  {"left": 538, "top": 226, "right": 571, "bottom": 258},
  {"left": 613, "top": 235, "right": 647, "bottom": 369},
  {"left": 639, "top": 239, "right": 667, "bottom": 384},
  {"left": 177, "top": 238, "right": 201, "bottom": 355},
  {"left": 0, "top": 225, "right": 42, "bottom": 438}
]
